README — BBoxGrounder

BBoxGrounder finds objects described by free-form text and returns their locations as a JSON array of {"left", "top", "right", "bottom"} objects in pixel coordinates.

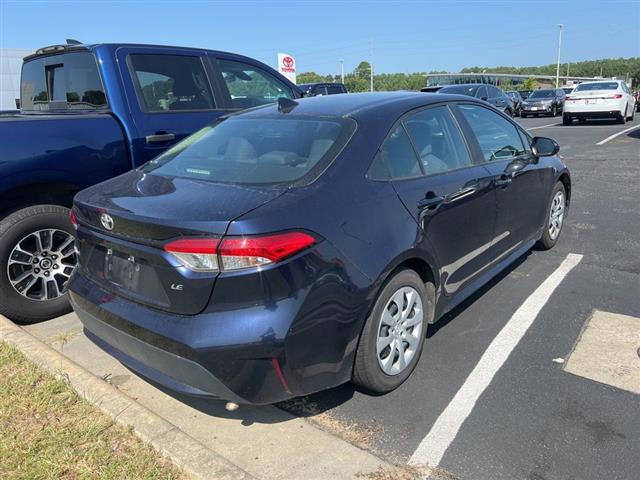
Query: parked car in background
[
  {"left": 636, "top": 90, "right": 640, "bottom": 111},
  {"left": 506, "top": 91, "right": 524, "bottom": 116},
  {"left": 69, "top": 92, "right": 570, "bottom": 405},
  {"left": 0, "top": 41, "right": 301, "bottom": 323},
  {"left": 437, "top": 84, "right": 514, "bottom": 116},
  {"left": 298, "top": 82, "right": 348, "bottom": 96},
  {"left": 520, "top": 89, "right": 565, "bottom": 117},
  {"left": 518, "top": 90, "right": 533, "bottom": 100},
  {"left": 563, "top": 80, "right": 636, "bottom": 125}
]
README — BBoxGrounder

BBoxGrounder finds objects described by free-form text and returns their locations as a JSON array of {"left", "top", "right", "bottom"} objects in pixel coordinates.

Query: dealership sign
[{"left": 277, "top": 53, "right": 296, "bottom": 84}]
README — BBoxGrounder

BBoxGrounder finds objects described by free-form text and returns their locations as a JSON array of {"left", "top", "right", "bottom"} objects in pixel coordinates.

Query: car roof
[
  {"left": 235, "top": 91, "right": 481, "bottom": 120},
  {"left": 439, "top": 83, "right": 486, "bottom": 88}
]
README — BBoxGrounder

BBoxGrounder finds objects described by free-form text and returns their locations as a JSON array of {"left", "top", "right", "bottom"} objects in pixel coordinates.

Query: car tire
[
  {"left": 627, "top": 106, "right": 635, "bottom": 121},
  {"left": 536, "top": 182, "right": 567, "bottom": 251},
  {"left": 0, "top": 205, "right": 77, "bottom": 324},
  {"left": 352, "top": 269, "right": 433, "bottom": 393},
  {"left": 618, "top": 107, "right": 627, "bottom": 124},
  {"left": 505, "top": 108, "right": 513, "bottom": 117},
  {"left": 562, "top": 114, "right": 572, "bottom": 125},
  {"left": 521, "top": 113, "right": 527, "bottom": 118},
  {"left": 551, "top": 105, "right": 557, "bottom": 117}
]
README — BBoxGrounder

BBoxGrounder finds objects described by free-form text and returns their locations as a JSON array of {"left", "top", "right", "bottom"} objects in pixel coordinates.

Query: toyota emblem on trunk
[{"left": 100, "top": 213, "right": 114, "bottom": 231}]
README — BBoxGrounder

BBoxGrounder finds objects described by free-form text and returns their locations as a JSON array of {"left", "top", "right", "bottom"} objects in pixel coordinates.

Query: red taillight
[
  {"left": 69, "top": 209, "right": 78, "bottom": 229},
  {"left": 219, "top": 232, "right": 316, "bottom": 271},
  {"left": 163, "top": 232, "right": 316, "bottom": 272},
  {"left": 603, "top": 94, "right": 623, "bottom": 99}
]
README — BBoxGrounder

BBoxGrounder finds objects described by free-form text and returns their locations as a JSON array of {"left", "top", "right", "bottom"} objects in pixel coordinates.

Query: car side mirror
[{"left": 531, "top": 136, "right": 559, "bottom": 157}]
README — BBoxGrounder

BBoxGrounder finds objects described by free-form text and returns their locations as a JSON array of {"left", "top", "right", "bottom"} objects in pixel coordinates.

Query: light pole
[
  {"left": 555, "top": 24, "right": 563, "bottom": 88},
  {"left": 339, "top": 59, "right": 344, "bottom": 84}
]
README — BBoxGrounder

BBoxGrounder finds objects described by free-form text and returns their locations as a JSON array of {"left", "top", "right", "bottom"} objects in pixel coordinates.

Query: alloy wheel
[
  {"left": 376, "top": 286, "right": 424, "bottom": 375},
  {"left": 7, "top": 229, "right": 77, "bottom": 301},
  {"left": 548, "top": 191, "right": 565, "bottom": 240}
]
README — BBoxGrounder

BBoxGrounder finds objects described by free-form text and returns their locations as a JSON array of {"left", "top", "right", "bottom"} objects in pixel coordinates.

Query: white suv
[{"left": 563, "top": 80, "right": 636, "bottom": 125}]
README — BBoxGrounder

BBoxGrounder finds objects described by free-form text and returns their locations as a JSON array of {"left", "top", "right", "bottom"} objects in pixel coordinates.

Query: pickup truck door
[
  {"left": 116, "top": 46, "right": 225, "bottom": 166},
  {"left": 206, "top": 52, "right": 299, "bottom": 111}
]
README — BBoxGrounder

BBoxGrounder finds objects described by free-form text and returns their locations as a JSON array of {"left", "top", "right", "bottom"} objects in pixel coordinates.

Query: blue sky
[{"left": 1, "top": 0, "right": 638, "bottom": 75}]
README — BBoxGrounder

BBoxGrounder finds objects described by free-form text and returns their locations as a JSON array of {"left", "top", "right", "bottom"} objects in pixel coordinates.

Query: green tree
[
  {"left": 355, "top": 61, "right": 372, "bottom": 79},
  {"left": 518, "top": 77, "right": 538, "bottom": 91}
]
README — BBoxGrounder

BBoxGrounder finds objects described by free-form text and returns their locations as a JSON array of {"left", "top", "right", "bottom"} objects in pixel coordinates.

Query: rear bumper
[
  {"left": 68, "top": 240, "right": 371, "bottom": 405},
  {"left": 564, "top": 100, "right": 625, "bottom": 117}
]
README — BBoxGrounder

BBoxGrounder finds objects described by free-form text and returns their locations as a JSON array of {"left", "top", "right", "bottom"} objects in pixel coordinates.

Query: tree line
[{"left": 297, "top": 57, "right": 640, "bottom": 92}]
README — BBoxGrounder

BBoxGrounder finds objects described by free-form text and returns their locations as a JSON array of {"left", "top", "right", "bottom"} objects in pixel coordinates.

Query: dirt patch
[
  {"left": 280, "top": 396, "right": 383, "bottom": 450},
  {"left": 356, "top": 464, "right": 458, "bottom": 480}
]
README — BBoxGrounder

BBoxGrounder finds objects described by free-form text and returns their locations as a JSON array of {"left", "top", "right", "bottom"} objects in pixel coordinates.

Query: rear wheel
[
  {"left": 562, "top": 114, "right": 572, "bottom": 125},
  {"left": 352, "top": 269, "right": 432, "bottom": 393},
  {"left": 627, "top": 106, "right": 635, "bottom": 121},
  {"left": 536, "top": 182, "right": 566, "bottom": 250},
  {"left": 618, "top": 107, "right": 627, "bottom": 124},
  {"left": 0, "top": 205, "right": 77, "bottom": 323}
]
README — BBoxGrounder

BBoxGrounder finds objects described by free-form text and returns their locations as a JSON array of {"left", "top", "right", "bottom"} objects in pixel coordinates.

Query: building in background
[
  {"left": 0, "top": 49, "right": 32, "bottom": 110},
  {"left": 425, "top": 72, "right": 603, "bottom": 90}
]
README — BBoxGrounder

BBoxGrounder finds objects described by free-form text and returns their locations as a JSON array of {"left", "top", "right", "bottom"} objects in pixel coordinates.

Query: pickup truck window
[
  {"left": 21, "top": 52, "right": 107, "bottom": 111},
  {"left": 217, "top": 59, "right": 293, "bottom": 109},
  {"left": 128, "top": 54, "right": 215, "bottom": 112}
]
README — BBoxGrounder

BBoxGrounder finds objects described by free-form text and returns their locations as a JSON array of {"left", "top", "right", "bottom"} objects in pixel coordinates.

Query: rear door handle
[{"left": 145, "top": 132, "right": 176, "bottom": 144}]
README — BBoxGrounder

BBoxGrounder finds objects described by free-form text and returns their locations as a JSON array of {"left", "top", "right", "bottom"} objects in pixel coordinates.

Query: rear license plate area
[{"left": 106, "top": 250, "right": 141, "bottom": 290}]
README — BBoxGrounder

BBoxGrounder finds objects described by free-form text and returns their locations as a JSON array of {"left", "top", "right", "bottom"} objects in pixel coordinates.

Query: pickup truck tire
[{"left": 0, "top": 205, "right": 76, "bottom": 323}]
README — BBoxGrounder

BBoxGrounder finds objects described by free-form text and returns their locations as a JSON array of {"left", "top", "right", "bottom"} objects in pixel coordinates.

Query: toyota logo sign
[{"left": 282, "top": 56, "right": 294, "bottom": 68}]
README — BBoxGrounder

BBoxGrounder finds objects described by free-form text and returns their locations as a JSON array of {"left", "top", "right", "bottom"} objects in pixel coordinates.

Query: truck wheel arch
[{"left": 0, "top": 183, "right": 80, "bottom": 219}]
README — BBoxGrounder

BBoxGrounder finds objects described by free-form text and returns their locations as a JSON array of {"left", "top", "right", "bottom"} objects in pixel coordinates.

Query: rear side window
[
  {"left": 457, "top": 104, "right": 525, "bottom": 162},
  {"left": 21, "top": 52, "right": 107, "bottom": 111},
  {"left": 129, "top": 54, "right": 215, "bottom": 112},
  {"left": 327, "top": 84, "right": 345, "bottom": 95},
  {"left": 141, "top": 116, "right": 355, "bottom": 186},
  {"left": 369, "top": 125, "right": 422, "bottom": 180},
  {"left": 403, "top": 106, "right": 472, "bottom": 175},
  {"left": 217, "top": 59, "right": 293, "bottom": 109}
]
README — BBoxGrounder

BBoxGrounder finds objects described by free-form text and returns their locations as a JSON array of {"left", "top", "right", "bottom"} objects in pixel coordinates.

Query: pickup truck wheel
[{"left": 0, "top": 205, "right": 77, "bottom": 323}]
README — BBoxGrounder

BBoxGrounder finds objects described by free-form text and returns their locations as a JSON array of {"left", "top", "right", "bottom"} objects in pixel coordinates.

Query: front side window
[
  {"left": 21, "top": 52, "right": 107, "bottom": 111},
  {"left": 217, "top": 59, "right": 292, "bottom": 109},
  {"left": 403, "top": 106, "right": 472, "bottom": 175},
  {"left": 129, "top": 54, "right": 214, "bottom": 112},
  {"left": 141, "top": 115, "right": 355, "bottom": 186},
  {"left": 457, "top": 104, "right": 525, "bottom": 162}
]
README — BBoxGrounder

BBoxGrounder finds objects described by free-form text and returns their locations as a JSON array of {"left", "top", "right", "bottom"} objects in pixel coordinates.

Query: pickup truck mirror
[{"left": 531, "top": 137, "right": 560, "bottom": 157}]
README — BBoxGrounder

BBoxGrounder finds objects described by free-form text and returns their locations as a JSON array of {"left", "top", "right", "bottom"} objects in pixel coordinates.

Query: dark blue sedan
[{"left": 68, "top": 92, "right": 570, "bottom": 404}]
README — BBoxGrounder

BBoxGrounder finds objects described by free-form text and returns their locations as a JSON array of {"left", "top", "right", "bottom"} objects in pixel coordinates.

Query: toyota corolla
[{"left": 68, "top": 92, "right": 570, "bottom": 405}]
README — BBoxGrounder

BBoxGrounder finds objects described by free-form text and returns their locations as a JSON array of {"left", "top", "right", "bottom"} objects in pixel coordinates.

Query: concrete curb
[{"left": 0, "top": 314, "right": 255, "bottom": 480}]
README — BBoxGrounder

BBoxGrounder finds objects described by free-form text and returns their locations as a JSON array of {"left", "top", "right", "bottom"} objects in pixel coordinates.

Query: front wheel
[
  {"left": 536, "top": 182, "right": 567, "bottom": 250},
  {"left": 352, "top": 269, "right": 432, "bottom": 393},
  {"left": 551, "top": 105, "right": 558, "bottom": 117},
  {"left": 0, "top": 205, "right": 77, "bottom": 323}
]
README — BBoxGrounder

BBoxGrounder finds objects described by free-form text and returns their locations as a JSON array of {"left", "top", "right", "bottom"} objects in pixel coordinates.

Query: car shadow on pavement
[{"left": 627, "top": 128, "right": 640, "bottom": 139}]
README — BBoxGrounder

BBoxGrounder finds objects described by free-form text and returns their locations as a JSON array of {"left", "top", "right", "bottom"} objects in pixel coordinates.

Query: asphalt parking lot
[
  {"left": 280, "top": 114, "right": 640, "bottom": 479},
  {"left": 18, "top": 113, "right": 640, "bottom": 479}
]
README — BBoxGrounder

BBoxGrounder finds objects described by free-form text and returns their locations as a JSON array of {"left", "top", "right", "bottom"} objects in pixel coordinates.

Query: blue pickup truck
[{"left": 0, "top": 41, "right": 301, "bottom": 323}]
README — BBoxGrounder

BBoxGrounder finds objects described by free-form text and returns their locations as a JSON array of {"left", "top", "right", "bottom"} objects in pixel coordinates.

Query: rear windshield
[
  {"left": 574, "top": 82, "right": 619, "bottom": 91},
  {"left": 439, "top": 85, "right": 478, "bottom": 96},
  {"left": 21, "top": 52, "right": 107, "bottom": 111},
  {"left": 141, "top": 115, "right": 356, "bottom": 186},
  {"left": 529, "top": 90, "right": 555, "bottom": 99}
]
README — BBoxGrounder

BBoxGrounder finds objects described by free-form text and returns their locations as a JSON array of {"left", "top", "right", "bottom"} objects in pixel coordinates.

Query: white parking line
[
  {"left": 596, "top": 123, "right": 640, "bottom": 145},
  {"left": 409, "top": 253, "right": 583, "bottom": 468},
  {"left": 526, "top": 122, "right": 560, "bottom": 131}
]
